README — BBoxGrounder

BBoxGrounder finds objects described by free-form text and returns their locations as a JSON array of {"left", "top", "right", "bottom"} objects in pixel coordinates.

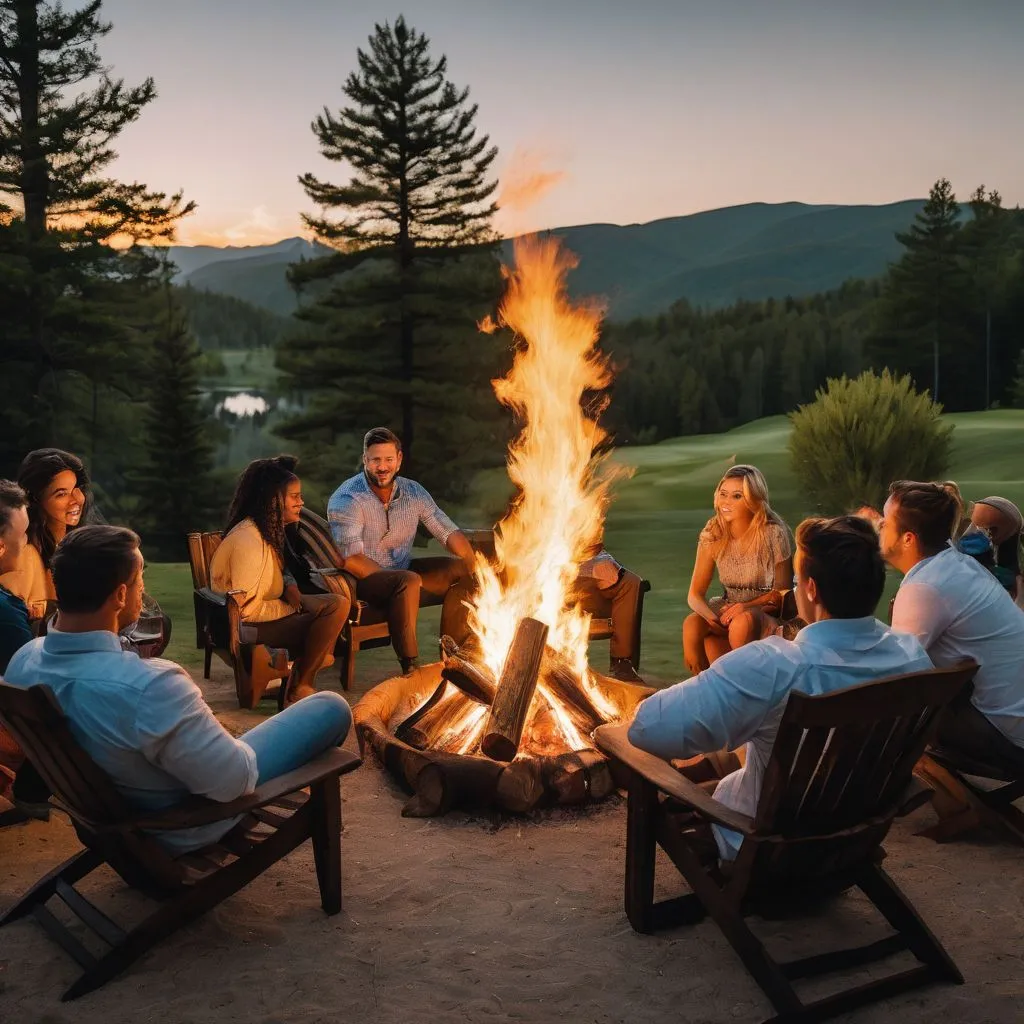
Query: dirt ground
[{"left": 2, "top": 660, "right": 1022, "bottom": 1024}]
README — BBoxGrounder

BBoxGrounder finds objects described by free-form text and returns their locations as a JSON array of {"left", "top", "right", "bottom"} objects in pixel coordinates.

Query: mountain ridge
[{"left": 170, "top": 199, "right": 926, "bottom": 320}]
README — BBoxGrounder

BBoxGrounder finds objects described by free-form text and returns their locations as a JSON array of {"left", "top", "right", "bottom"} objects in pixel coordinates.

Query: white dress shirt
[
  {"left": 628, "top": 618, "right": 931, "bottom": 859},
  {"left": 4, "top": 628, "right": 258, "bottom": 854},
  {"left": 892, "top": 545, "right": 1024, "bottom": 748}
]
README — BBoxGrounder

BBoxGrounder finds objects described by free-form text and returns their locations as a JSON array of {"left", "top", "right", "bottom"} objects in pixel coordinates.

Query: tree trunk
[
  {"left": 15, "top": 0, "right": 47, "bottom": 240},
  {"left": 481, "top": 617, "right": 549, "bottom": 762}
]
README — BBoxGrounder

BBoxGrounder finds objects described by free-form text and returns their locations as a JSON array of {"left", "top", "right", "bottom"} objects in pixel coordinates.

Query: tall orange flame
[{"left": 452, "top": 234, "right": 624, "bottom": 754}]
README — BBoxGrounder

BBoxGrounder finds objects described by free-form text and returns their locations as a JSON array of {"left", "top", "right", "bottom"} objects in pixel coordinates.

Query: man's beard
[{"left": 365, "top": 468, "right": 395, "bottom": 488}]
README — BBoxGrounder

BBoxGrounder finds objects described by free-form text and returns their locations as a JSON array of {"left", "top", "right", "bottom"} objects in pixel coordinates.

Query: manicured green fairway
[{"left": 147, "top": 409, "right": 1024, "bottom": 686}]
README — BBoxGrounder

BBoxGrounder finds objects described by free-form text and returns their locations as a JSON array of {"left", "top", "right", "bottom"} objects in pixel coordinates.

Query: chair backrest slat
[
  {"left": 186, "top": 533, "right": 207, "bottom": 589},
  {"left": 0, "top": 683, "right": 134, "bottom": 825},
  {"left": 754, "top": 663, "right": 976, "bottom": 836}
]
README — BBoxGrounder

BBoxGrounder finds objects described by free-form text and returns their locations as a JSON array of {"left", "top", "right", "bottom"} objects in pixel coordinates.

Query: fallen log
[{"left": 481, "top": 617, "right": 549, "bottom": 762}]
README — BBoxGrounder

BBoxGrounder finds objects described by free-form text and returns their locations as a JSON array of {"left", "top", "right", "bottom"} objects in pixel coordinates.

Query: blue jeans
[{"left": 241, "top": 692, "right": 353, "bottom": 784}]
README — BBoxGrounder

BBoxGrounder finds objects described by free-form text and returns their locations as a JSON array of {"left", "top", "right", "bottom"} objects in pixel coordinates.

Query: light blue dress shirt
[
  {"left": 327, "top": 472, "right": 458, "bottom": 570},
  {"left": 893, "top": 545, "right": 1024, "bottom": 748},
  {"left": 4, "top": 629, "right": 258, "bottom": 855},
  {"left": 628, "top": 618, "right": 931, "bottom": 859}
]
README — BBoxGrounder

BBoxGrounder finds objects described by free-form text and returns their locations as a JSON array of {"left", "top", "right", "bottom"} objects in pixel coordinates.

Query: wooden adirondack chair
[
  {"left": 595, "top": 661, "right": 977, "bottom": 1024},
  {"left": 916, "top": 745, "right": 1024, "bottom": 846},
  {"left": 0, "top": 682, "right": 360, "bottom": 1000},
  {"left": 186, "top": 530, "right": 290, "bottom": 708}
]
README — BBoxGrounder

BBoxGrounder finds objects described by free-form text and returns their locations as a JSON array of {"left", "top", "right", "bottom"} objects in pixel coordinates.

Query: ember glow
[{"left": 440, "top": 234, "right": 625, "bottom": 755}]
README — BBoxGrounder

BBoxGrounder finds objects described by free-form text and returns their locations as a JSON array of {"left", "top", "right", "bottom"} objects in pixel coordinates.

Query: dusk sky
[{"left": 99, "top": 0, "right": 1024, "bottom": 245}]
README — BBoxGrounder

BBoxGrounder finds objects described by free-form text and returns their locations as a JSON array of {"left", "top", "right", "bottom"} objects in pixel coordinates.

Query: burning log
[
  {"left": 481, "top": 617, "right": 549, "bottom": 762},
  {"left": 541, "top": 649, "right": 610, "bottom": 729},
  {"left": 440, "top": 635, "right": 498, "bottom": 706}
]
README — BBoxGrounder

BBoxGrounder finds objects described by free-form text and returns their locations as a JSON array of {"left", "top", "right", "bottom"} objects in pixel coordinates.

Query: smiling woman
[{"left": 0, "top": 448, "right": 90, "bottom": 618}]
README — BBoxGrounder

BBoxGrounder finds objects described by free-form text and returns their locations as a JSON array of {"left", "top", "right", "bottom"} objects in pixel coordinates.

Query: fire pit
[{"left": 355, "top": 234, "right": 652, "bottom": 816}]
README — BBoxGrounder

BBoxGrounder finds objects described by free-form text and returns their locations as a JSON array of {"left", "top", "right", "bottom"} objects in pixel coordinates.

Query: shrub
[{"left": 788, "top": 370, "right": 954, "bottom": 513}]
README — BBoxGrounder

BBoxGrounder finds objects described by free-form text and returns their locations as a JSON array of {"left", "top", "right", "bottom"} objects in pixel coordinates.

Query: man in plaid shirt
[{"left": 327, "top": 428, "right": 476, "bottom": 674}]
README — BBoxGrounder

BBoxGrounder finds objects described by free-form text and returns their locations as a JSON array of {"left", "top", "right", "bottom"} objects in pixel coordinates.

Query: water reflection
[
  {"left": 202, "top": 388, "right": 300, "bottom": 468},
  {"left": 216, "top": 392, "right": 270, "bottom": 417}
]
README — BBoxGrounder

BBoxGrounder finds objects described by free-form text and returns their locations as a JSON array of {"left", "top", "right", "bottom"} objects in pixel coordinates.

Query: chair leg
[
  {"left": 0, "top": 849, "right": 103, "bottom": 927},
  {"left": 309, "top": 775, "right": 342, "bottom": 914},
  {"left": 624, "top": 772, "right": 659, "bottom": 933},
  {"left": 204, "top": 644, "right": 213, "bottom": 679},
  {"left": 343, "top": 640, "right": 357, "bottom": 691},
  {"left": 857, "top": 862, "right": 963, "bottom": 983}
]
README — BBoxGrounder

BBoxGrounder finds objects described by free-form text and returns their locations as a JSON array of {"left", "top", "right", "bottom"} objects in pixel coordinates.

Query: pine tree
[
  {"left": 134, "top": 262, "right": 216, "bottom": 554},
  {"left": 872, "top": 178, "right": 971, "bottom": 408},
  {"left": 0, "top": 0, "right": 193, "bottom": 474},
  {"left": 277, "top": 16, "right": 503, "bottom": 500}
]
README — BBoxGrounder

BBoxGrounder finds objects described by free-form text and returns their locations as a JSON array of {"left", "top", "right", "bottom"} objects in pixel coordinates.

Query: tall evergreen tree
[
  {"left": 0, "top": 0, "right": 192, "bottom": 473},
  {"left": 871, "top": 178, "right": 971, "bottom": 407},
  {"left": 134, "top": 261, "right": 216, "bottom": 553},
  {"left": 277, "top": 16, "right": 503, "bottom": 500}
]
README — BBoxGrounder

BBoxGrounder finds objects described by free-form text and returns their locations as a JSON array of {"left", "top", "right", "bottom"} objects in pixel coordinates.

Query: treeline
[
  {"left": 603, "top": 181, "right": 1024, "bottom": 444},
  {"left": 176, "top": 285, "right": 292, "bottom": 351}
]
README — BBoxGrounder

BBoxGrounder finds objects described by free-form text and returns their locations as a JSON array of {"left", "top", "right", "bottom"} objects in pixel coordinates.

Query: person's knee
[
  {"left": 618, "top": 570, "right": 643, "bottom": 598},
  {"left": 683, "top": 612, "right": 706, "bottom": 641},
  {"left": 305, "top": 691, "right": 353, "bottom": 743},
  {"left": 728, "top": 609, "right": 759, "bottom": 645},
  {"left": 392, "top": 570, "right": 420, "bottom": 595}
]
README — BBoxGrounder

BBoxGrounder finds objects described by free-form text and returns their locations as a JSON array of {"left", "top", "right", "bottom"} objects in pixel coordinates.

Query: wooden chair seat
[
  {"left": 595, "top": 661, "right": 977, "bottom": 1024},
  {"left": 0, "top": 681, "right": 361, "bottom": 1000}
]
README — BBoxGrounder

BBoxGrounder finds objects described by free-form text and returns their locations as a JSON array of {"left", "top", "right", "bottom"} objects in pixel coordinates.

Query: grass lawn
[{"left": 147, "top": 409, "right": 1024, "bottom": 686}]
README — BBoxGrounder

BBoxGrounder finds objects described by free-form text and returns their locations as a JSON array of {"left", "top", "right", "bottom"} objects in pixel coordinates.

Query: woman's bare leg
[{"left": 683, "top": 612, "right": 712, "bottom": 674}]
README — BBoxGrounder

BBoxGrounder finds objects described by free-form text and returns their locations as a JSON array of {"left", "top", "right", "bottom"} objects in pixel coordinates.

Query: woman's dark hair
[
  {"left": 16, "top": 448, "right": 91, "bottom": 567},
  {"left": 52, "top": 525, "right": 140, "bottom": 615},
  {"left": 795, "top": 515, "right": 887, "bottom": 619},
  {"left": 0, "top": 479, "right": 27, "bottom": 532},
  {"left": 887, "top": 480, "right": 958, "bottom": 557},
  {"left": 224, "top": 455, "right": 299, "bottom": 559}
]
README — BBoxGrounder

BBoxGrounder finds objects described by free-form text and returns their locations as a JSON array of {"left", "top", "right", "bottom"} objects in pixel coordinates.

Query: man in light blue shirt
[
  {"left": 629, "top": 516, "right": 930, "bottom": 859},
  {"left": 327, "top": 426, "right": 476, "bottom": 673},
  {"left": 882, "top": 480, "right": 1024, "bottom": 765},
  {"left": 4, "top": 525, "right": 353, "bottom": 855}
]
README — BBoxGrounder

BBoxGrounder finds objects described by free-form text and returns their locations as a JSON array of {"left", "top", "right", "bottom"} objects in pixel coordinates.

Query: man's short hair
[
  {"left": 887, "top": 480, "right": 958, "bottom": 556},
  {"left": 52, "top": 525, "right": 141, "bottom": 614},
  {"left": 362, "top": 427, "right": 402, "bottom": 453},
  {"left": 795, "top": 515, "right": 886, "bottom": 619},
  {"left": 0, "top": 479, "right": 27, "bottom": 532}
]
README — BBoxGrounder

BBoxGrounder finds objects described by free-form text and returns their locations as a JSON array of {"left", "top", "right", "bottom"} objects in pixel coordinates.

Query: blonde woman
[{"left": 683, "top": 465, "right": 794, "bottom": 673}]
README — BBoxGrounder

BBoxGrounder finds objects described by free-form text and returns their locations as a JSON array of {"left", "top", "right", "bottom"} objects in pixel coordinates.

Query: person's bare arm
[
  {"left": 687, "top": 544, "right": 724, "bottom": 631},
  {"left": 445, "top": 530, "right": 476, "bottom": 575}
]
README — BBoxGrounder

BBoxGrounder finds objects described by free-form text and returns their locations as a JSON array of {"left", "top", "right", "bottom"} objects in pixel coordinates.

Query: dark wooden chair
[
  {"left": 287, "top": 510, "right": 391, "bottom": 690},
  {"left": 595, "top": 661, "right": 977, "bottom": 1024},
  {"left": 0, "top": 681, "right": 361, "bottom": 1000},
  {"left": 916, "top": 745, "right": 1024, "bottom": 846},
  {"left": 186, "top": 531, "right": 290, "bottom": 709}
]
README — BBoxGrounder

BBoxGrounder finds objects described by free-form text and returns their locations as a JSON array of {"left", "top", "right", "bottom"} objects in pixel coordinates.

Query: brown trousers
[
  {"left": 354, "top": 556, "right": 471, "bottom": 660},
  {"left": 249, "top": 592, "right": 349, "bottom": 692},
  {"left": 573, "top": 569, "right": 644, "bottom": 662}
]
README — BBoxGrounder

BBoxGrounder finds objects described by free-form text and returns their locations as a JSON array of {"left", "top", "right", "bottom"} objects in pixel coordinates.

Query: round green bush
[{"left": 788, "top": 370, "right": 954, "bottom": 513}]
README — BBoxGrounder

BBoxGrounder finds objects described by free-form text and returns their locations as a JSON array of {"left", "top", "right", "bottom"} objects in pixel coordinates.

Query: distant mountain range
[{"left": 169, "top": 200, "right": 925, "bottom": 320}]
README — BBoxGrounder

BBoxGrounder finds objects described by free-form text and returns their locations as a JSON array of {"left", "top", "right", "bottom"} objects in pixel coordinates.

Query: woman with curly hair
[
  {"left": 683, "top": 464, "right": 794, "bottom": 673},
  {"left": 0, "top": 448, "right": 89, "bottom": 619},
  {"left": 211, "top": 455, "right": 350, "bottom": 705}
]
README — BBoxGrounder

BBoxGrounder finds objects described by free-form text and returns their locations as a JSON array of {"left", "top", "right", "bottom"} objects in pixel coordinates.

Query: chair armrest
[
  {"left": 196, "top": 586, "right": 227, "bottom": 607},
  {"left": 595, "top": 723, "right": 756, "bottom": 835},
  {"left": 311, "top": 567, "right": 342, "bottom": 577},
  {"left": 106, "top": 748, "right": 362, "bottom": 832},
  {"left": 894, "top": 775, "right": 934, "bottom": 817}
]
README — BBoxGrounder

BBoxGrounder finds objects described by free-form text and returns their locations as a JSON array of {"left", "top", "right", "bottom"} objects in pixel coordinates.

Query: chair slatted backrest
[
  {"left": 200, "top": 532, "right": 223, "bottom": 579},
  {"left": 754, "top": 662, "right": 976, "bottom": 838},
  {"left": 0, "top": 682, "right": 134, "bottom": 828},
  {"left": 292, "top": 509, "right": 345, "bottom": 570},
  {"left": 186, "top": 532, "right": 208, "bottom": 590}
]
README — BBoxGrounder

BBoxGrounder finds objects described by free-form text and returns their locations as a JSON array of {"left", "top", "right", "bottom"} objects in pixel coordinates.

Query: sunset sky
[{"left": 99, "top": 0, "right": 1024, "bottom": 246}]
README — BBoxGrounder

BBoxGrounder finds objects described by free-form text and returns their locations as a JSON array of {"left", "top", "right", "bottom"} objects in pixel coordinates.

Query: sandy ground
[{"left": 2, "top": 659, "right": 1023, "bottom": 1024}]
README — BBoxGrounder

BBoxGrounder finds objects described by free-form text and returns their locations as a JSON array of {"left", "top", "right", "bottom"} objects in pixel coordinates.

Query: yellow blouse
[
  {"left": 0, "top": 543, "right": 55, "bottom": 613},
  {"left": 209, "top": 519, "right": 293, "bottom": 623}
]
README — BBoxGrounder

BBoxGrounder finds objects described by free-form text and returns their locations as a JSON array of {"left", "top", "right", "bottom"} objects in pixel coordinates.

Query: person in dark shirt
[{"left": 0, "top": 479, "right": 37, "bottom": 821}]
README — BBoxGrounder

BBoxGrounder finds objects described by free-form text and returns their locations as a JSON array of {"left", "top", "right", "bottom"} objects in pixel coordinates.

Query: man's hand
[
  {"left": 283, "top": 583, "right": 303, "bottom": 612},
  {"left": 590, "top": 559, "right": 620, "bottom": 589}
]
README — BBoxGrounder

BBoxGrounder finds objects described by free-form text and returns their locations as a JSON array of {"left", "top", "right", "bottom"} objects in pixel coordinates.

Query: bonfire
[{"left": 354, "top": 234, "right": 652, "bottom": 815}]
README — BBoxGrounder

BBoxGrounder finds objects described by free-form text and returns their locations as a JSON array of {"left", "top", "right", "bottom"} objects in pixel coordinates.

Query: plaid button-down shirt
[{"left": 326, "top": 473, "right": 459, "bottom": 570}]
